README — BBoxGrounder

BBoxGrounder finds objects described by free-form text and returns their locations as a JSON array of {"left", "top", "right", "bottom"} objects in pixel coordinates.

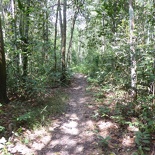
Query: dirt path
[
  {"left": 38, "top": 73, "right": 102, "bottom": 155},
  {"left": 36, "top": 73, "right": 101, "bottom": 155},
  {"left": 8, "top": 73, "right": 101, "bottom": 155}
]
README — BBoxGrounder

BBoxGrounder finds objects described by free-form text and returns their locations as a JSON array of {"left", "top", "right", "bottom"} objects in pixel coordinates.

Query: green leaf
[
  {"left": 0, "top": 126, "right": 5, "bottom": 132},
  {"left": 143, "top": 147, "right": 150, "bottom": 151},
  {"left": 142, "top": 140, "right": 150, "bottom": 144},
  {"left": 132, "top": 152, "right": 138, "bottom": 155},
  {"left": 135, "top": 138, "right": 140, "bottom": 145},
  {"left": 17, "top": 0, "right": 24, "bottom": 10}
]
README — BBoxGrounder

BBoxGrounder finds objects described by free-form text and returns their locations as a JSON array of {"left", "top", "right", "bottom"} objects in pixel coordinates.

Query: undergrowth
[
  {"left": 0, "top": 90, "right": 68, "bottom": 139},
  {"left": 87, "top": 76, "right": 154, "bottom": 155},
  {"left": 0, "top": 89, "right": 68, "bottom": 154}
]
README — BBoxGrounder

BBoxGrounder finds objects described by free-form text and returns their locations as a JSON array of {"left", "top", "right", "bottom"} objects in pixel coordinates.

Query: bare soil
[{"left": 35, "top": 73, "right": 102, "bottom": 155}]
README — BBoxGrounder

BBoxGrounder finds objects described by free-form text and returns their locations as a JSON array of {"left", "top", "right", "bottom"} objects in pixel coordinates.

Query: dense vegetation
[{"left": 0, "top": 0, "right": 155, "bottom": 154}]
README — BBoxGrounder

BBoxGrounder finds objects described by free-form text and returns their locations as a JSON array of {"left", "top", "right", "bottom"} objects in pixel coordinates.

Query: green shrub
[{"left": 135, "top": 130, "right": 151, "bottom": 153}]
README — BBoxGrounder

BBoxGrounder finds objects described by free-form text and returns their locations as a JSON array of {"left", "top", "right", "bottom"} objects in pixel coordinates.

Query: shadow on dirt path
[
  {"left": 35, "top": 73, "right": 101, "bottom": 155},
  {"left": 5, "top": 73, "right": 147, "bottom": 155}
]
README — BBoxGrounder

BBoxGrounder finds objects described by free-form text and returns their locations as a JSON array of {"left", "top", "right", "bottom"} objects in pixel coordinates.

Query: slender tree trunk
[
  {"left": 59, "top": 2, "right": 63, "bottom": 48},
  {"left": 42, "top": 9, "right": 45, "bottom": 64},
  {"left": 53, "top": 0, "right": 60, "bottom": 71},
  {"left": 129, "top": 0, "right": 137, "bottom": 100},
  {"left": 152, "top": 0, "right": 155, "bottom": 103},
  {"left": 59, "top": 1, "right": 63, "bottom": 70},
  {"left": 45, "top": 0, "right": 49, "bottom": 43},
  {"left": 22, "top": 0, "right": 30, "bottom": 79},
  {"left": 11, "top": 0, "right": 19, "bottom": 73},
  {"left": 78, "top": 34, "right": 82, "bottom": 62},
  {"left": 42, "top": 0, "right": 49, "bottom": 64},
  {"left": 11, "top": 0, "right": 17, "bottom": 50},
  {"left": 19, "top": 13, "right": 24, "bottom": 67},
  {"left": 66, "top": 10, "right": 78, "bottom": 66},
  {"left": 0, "top": 16, "right": 9, "bottom": 104},
  {"left": 112, "top": 2, "right": 116, "bottom": 34},
  {"left": 61, "top": 0, "right": 67, "bottom": 81}
]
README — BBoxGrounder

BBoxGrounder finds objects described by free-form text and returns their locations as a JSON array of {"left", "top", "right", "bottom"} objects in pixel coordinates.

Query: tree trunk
[
  {"left": 59, "top": 3, "right": 63, "bottom": 41},
  {"left": 152, "top": 0, "right": 155, "bottom": 103},
  {"left": 61, "top": 0, "right": 67, "bottom": 81},
  {"left": 53, "top": 0, "right": 60, "bottom": 71},
  {"left": 22, "top": 0, "right": 30, "bottom": 79},
  {"left": 0, "top": 16, "right": 9, "bottom": 104},
  {"left": 66, "top": 10, "right": 78, "bottom": 67},
  {"left": 42, "top": 0, "right": 49, "bottom": 64},
  {"left": 129, "top": 0, "right": 137, "bottom": 100},
  {"left": 11, "top": 0, "right": 20, "bottom": 74}
]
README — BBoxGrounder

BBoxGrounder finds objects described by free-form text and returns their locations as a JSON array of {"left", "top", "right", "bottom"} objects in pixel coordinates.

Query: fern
[{"left": 135, "top": 130, "right": 151, "bottom": 152}]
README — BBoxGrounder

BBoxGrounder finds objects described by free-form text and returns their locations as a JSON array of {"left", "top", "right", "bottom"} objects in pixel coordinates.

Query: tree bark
[
  {"left": 0, "top": 16, "right": 9, "bottom": 104},
  {"left": 129, "top": 0, "right": 137, "bottom": 100},
  {"left": 59, "top": 3, "right": 63, "bottom": 43},
  {"left": 152, "top": 0, "right": 155, "bottom": 103},
  {"left": 11, "top": 0, "right": 20, "bottom": 73},
  {"left": 22, "top": 0, "right": 30, "bottom": 79},
  {"left": 61, "top": 0, "right": 67, "bottom": 81},
  {"left": 66, "top": 10, "right": 78, "bottom": 67},
  {"left": 53, "top": 0, "right": 60, "bottom": 71},
  {"left": 42, "top": 0, "right": 49, "bottom": 64}
]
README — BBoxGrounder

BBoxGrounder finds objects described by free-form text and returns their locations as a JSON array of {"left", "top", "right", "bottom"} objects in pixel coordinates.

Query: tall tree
[
  {"left": 0, "top": 16, "right": 8, "bottom": 104},
  {"left": 18, "top": 0, "right": 30, "bottom": 80},
  {"left": 53, "top": 0, "right": 60, "bottom": 71},
  {"left": 129, "top": 0, "right": 137, "bottom": 99},
  {"left": 42, "top": 0, "right": 49, "bottom": 64},
  {"left": 152, "top": 0, "right": 155, "bottom": 101},
  {"left": 11, "top": 0, "right": 20, "bottom": 73},
  {"left": 23, "top": 0, "right": 30, "bottom": 78},
  {"left": 66, "top": 8, "right": 79, "bottom": 66},
  {"left": 61, "top": 0, "right": 67, "bottom": 81}
]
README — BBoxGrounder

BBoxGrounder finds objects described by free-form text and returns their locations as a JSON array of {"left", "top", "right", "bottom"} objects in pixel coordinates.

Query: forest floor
[
  {"left": 5, "top": 73, "right": 103, "bottom": 155},
  {"left": 0, "top": 73, "right": 151, "bottom": 154}
]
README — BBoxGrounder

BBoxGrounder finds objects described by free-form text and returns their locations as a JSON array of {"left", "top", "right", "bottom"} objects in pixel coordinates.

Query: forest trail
[
  {"left": 8, "top": 73, "right": 102, "bottom": 155},
  {"left": 36, "top": 73, "right": 101, "bottom": 155}
]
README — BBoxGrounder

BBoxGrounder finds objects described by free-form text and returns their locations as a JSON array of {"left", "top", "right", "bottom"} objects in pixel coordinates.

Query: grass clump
[
  {"left": 16, "top": 91, "right": 68, "bottom": 128},
  {"left": 0, "top": 90, "right": 68, "bottom": 138}
]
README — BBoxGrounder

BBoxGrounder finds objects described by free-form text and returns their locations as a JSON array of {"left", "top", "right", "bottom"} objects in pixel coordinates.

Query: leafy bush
[
  {"left": 0, "top": 126, "right": 5, "bottom": 132},
  {"left": 98, "top": 106, "right": 111, "bottom": 118},
  {"left": 98, "top": 135, "right": 111, "bottom": 147},
  {"left": 135, "top": 130, "right": 151, "bottom": 154},
  {"left": 15, "top": 91, "right": 68, "bottom": 128},
  {"left": 16, "top": 111, "right": 33, "bottom": 122}
]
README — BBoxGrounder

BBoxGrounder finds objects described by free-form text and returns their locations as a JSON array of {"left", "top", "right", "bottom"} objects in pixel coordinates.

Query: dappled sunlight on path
[
  {"left": 35, "top": 73, "right": 101, "bottom": 155},
  {"left": 7, "top": 73, "right": 116, "bottom": 155},
  {"left": 7, "top": 74, "right": 142, "bottom": 155}
]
